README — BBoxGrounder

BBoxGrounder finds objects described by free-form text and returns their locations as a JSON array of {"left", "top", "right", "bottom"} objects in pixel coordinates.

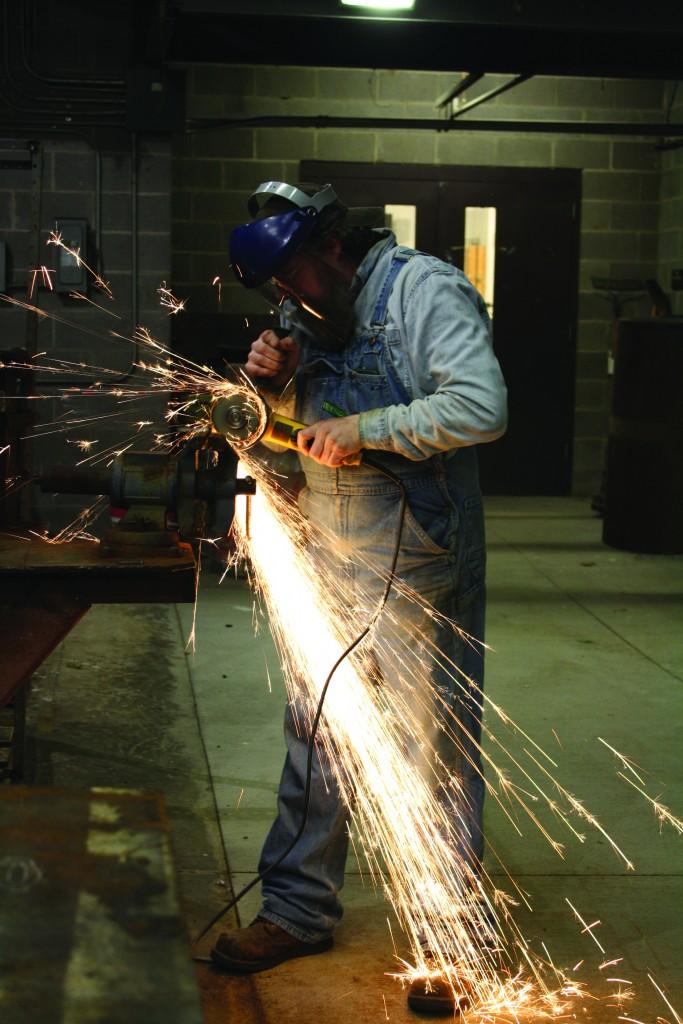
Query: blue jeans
[{"left": 258, "top": 458, "right": 486, "bottom": 943}]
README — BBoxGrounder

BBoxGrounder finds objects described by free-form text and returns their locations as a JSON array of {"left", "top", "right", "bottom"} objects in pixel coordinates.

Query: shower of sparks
[
  {"left": 66, "top": 439, "right": 98, "bottom": 451},
  {"left": 0, "top": 248, "right": 680, "bottom": 1020},
  {"left": 28, "top": 496, "right": 107, "bottom": 545},
  {"left": 212, "top": 275, "right": 222, "bottom": 307},
  {"left": 46, "top": 231, "right": 113, "bottom": 299},
  {"left": 226, "top": 451, "right": 664, "bottom": 1020},
  {"left": 649, "top": 974, "right": 683, "bottom": 1024},
  {"left": 157, "top": 281, "right": 187, "bottom": 315},
  {"left": 599, "top": 738, "right": 683, "bottom": 835},
  {"left": 28, "top": 265, "right": 54, "bottom": 298},
  {"left": 599, "top": 737, "right": 648, "bottom": 786}
]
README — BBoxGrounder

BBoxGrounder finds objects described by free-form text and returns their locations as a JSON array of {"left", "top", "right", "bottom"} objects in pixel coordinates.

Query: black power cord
[{"left": 193, "top": 455, "right": 407, "bottom": 953}]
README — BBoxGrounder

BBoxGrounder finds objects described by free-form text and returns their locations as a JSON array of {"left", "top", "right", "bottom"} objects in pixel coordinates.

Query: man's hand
[
  {"left": 245, "top": 329, "right": 300, "bottom": 389},
  {"left": 297, "top": 415, "right": 362, "bottom": 467}
]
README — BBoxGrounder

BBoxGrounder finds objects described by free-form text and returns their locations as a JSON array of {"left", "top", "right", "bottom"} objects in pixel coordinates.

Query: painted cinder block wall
[
  {"left": 0, "top": 136, "right": 171, "bottom": 530},
  {"left": 658, "top": 84, "right": 683, "bottom": 317},
  {"left": 172, "top": 67, "right": 674, "bottom": 498}
]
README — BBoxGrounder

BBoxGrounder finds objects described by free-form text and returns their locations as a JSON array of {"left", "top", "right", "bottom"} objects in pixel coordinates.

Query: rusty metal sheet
[
  {"left": 0, "top": 786, "right": 203, "bottom": 1024},
  {"left": 0, "top": 537, "right": 196, "bottom": 605},
  {"left": 0, "top": 601, "right": 88, "bottom": 707}
]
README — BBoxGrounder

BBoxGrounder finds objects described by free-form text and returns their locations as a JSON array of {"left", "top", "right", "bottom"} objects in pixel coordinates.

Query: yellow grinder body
[{"left": 211, "top": 393, "right": 361, "bottom": 465}]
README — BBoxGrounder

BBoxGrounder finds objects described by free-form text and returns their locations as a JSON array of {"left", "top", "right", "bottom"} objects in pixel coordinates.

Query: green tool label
[{"left": 322, "top": 400, "right": 347, "bottom": 418}]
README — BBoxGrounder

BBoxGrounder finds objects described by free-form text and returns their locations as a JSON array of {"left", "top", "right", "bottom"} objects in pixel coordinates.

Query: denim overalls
[{"left": 258, "top": 249, "right": 488, "bottom": 943}]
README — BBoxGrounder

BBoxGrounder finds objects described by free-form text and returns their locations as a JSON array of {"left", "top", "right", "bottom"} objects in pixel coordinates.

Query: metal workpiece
[{"left": 39, "top": 442, "right": 256, "bottom": 548}]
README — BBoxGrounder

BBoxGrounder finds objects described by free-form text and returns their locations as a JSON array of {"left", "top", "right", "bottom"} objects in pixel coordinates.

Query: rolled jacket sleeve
[{"left": 359, "top": 261, "right": 507, "bottom": 460}]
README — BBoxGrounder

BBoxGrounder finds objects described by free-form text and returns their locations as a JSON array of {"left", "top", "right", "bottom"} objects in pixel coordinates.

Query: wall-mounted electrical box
[{"left": 53, "top": 218, "right": 89, "bottom": 294}]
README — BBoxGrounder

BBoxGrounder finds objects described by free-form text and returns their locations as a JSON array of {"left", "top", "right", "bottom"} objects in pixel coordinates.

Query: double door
[{"left": 302, "top": 161, "right": 581, "bottom": 495}]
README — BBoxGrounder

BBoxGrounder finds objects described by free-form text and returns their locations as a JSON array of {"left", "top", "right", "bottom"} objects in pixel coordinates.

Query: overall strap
[{"left": 369, "top": 248, "right": 413, "bottom": 329}]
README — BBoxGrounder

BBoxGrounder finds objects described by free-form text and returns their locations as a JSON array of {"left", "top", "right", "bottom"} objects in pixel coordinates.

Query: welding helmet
[{"left": 229, "top": 181, "right": 356, "bottom": 351}]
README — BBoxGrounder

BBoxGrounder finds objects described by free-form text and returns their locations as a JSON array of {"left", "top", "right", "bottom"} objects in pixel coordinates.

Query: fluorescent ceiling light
[{"left": 341, "top": 0, "right": 416, "bottom": 10}]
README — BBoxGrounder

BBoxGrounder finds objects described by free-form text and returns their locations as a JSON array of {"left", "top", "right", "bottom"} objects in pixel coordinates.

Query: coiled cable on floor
[{"left": 193, "top": 456, "right": 407, "bottom": 952}]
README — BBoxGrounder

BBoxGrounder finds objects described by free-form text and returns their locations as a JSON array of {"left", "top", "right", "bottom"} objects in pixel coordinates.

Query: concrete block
[
  {"left": 378, "top": 70, "right": 439, "bottom": 104},
  {"left": 638, "top": 232, "right": 658, "bottom": 262},
  {"left": 102, "top": 193, "right": 131, "bottom": 231},
  {"left": 173, "top": 220, "right": 222, "bottom": 253},
  {"left": 578, "top": 290, "right": 613, "bottom": 320},
  {"left": 640, "top": 172, "right": 660, "bottom": 201},
  {"left": 173, "top": 159, "right": 222, "bottom": 189},
  {"left": 192, "top": 252, "right": 230, "bottom": 284},
  {"left": 193, "top": 191, "right": 249, "bottom": 222},
  {"left": 611, "top": 142, "right": 659, "bottom": 171},
  {"left": 572, "top": 436, "right": 607, "bottom": 471},
  {"left": 3, "top": 230, "right": 30, "bottom": 274},
  {"left": 100, "top": 233, "right": 133, "bottom": 274},
  {"left": 222, "top": 160, "right": 286, "bottom": 189},
  {"left": 582, "top": 170, "right": 642, "bottom": 201},
  {"left": 554, "top": 139, "right": 611, "bottom": 170},
  {"left": 138, "top": 155, "right": 172, "bottom": 194},
  {"left": 573, "top": 408, "right": 609, "bottom": 437},
  {"left": 660, "top": 171, "right": 682, "bottom": 200},
  {"left": 317, "top": 68, "right": 377, "bottom": 102},
  {"left": 581, "top": 200, "right": 611, "bottom": 231},
  {"left": 486, "top": 76, "right": 559, "bottom": 107},
  {"left": 576, "top": 351, "right": 608, "bottom": 380},
  {"left": 0, "top": 191, "right": 11, "bottom": 227},
  {"left": 138, "top": 233, "right": 171, "bottom": 274},
  {"left": 172, "top": 131, "right": 194, "bottom": 158},
  {"left": 496, "top": 135, "right": 552, "bottom": 166},
  {"left": 40, "top": 190, "right": 94, "bottom": 231},
  {"left": 255, "top": 66, "right": 316, "bottom": 99},
  {"left": 138, "top": 193, "right": 171, "bottom": 233},
  {"left": 435, "top": 132, "right": 497, "bottom": 165},
  {"left": 611, "top": 201, "right": 658, "bottom": 231},
  {"left": 557, "top": 77, "right": 614, "bottom": 107},
  {"left": 171, "top": 252, "right": 192, "bottom": 283},
  {"left": 192, "top": 65, "right": 254, "bottom": 97},
  {"left": 12, "top": 189, "right": 32, "bottom": 228},
  {"left": 573, "top": 319, "right": 610, "bottom": 356},
  {"left": 579, "top": 259, "right": 610, "bottom": 291},
  {"left": 612, "top": 79, "right": 665, "bottom": 111},
  {"left": 102, "top": 153, "right": 131, "bottom": 192},
  {"left": 54, "top": 152, "right": 95, "bottom": 191},
  {"left": 186, "top": 93, "right": 224, "bottom": 119},
  {"left": 377, "top": 131, "right": 436, "bottom": 164},
  {"left": 255, "top": 129, "right": 316, "bottom": 160},
  {"left": 193, "top": 129, "right": 254, "bottom": 160},
  {"left": 581, "top": 230, "right": 636, "bottom": 260},
  {"left": 571, "top": 464, "right": 601, "bottom": 496},
  {"left": 314, "top": 131, "right": 375, "bottom": 162},
  {"left": 172, "top": 191, "right": 192, "bottom": 220}
]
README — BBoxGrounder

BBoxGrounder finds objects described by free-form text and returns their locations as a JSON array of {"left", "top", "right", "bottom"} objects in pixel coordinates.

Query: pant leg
[{"left": 259, "top": 699, "right": 351, "bottom": 943}]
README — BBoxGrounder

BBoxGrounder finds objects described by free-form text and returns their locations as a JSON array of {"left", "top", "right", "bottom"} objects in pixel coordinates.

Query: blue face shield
[
  {"left": 230, "top": 210, "right": 355, "bottom": 351},
  {"left": 229, "top": 209, "right": 319, "bottom": 288}
]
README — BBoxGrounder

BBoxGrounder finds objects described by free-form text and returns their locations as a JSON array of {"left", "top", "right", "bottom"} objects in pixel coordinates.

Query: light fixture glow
[{"left": 341, "top": 0, "right": 416, "bottom": 10}]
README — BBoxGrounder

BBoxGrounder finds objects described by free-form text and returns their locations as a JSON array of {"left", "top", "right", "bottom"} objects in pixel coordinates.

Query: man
[{"left": 212, "top": 181, "right": 507, "bottom": 1014}]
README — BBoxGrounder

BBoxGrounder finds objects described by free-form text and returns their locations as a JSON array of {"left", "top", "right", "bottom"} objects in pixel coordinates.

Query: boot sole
[{"left": 210, "top": 937, "right": 333, "bottom": 974}]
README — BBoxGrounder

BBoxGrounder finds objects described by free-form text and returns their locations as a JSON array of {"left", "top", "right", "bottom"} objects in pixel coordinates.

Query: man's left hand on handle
[{"left": 297, "top": 415, "right": 362, "bottom": 467}]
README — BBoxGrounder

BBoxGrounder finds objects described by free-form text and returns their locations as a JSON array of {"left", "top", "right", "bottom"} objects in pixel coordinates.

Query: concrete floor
[{"left": 28, "top": 498, "right": 682, "bottom": 1023}]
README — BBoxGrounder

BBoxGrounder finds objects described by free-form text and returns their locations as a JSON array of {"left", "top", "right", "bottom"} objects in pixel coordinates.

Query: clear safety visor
[{"left": 255, "top": 250, "right": 355, "bottom": 352}]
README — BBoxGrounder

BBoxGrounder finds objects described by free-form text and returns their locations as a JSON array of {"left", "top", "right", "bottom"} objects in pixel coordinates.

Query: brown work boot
[
  {"left": 211, "top": 917, "right": 333, "bottom": 973},
  {"left": 407, "top": 959, "right": 471, "bottom": 1016}
]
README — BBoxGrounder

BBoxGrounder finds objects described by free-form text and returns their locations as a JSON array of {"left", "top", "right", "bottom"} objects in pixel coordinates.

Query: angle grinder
[{"left": 211, "top": 392, "right": 362, "bottom": 466}]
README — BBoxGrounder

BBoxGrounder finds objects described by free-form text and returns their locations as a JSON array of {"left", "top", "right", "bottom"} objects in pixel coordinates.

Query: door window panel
[
  {"left": 464, "top": 206, "right": 496, "bottom": 318},
  {"left": 384, "top": 204, "right": 416, "bottom": 248}
]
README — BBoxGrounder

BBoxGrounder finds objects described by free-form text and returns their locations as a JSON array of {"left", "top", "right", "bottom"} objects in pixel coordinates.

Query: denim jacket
[{"left": 289, "top": 231, "right": 507, "bottom": 462}]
